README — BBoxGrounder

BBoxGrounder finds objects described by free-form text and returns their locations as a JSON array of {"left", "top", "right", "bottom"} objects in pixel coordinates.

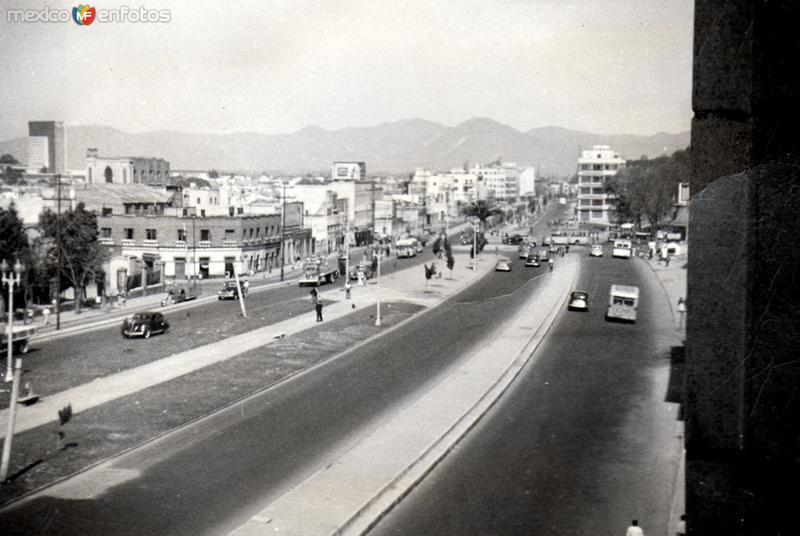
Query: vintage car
[
  {"left": 495, "top": 258, "right": 512, "bottom": 272},
  {"left": 525, "top": 254, "right": 541, "bottom": 267},
  {"left": 218, "top": 281, "right": 247, "bottom": 300},
  {"left": 568, "top": 291, "right": 589, "bottom": 311},
  {"left": 161, "top": 283, "right": 202, "bottom": 306},
  {"left": 590, "top": 244, "right": 604, "bottom": 257},
  {"left": 121, "top": 312, "right": 170, "bottom": 339},
  {"left": 349, "top": 260, "right": 374, "bottom": 281}
]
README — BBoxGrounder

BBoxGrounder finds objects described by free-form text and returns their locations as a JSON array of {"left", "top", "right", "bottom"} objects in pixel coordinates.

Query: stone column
[{"left": 688, "top": 1, "right": 800, "bottom": 534}]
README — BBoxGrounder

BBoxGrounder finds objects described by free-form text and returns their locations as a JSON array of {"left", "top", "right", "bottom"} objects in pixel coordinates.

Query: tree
[
  {"left": 605, "top": 149, "right": 689, "bottom": 235},
  {"left": 463, "top": 200, "right": 502, "bottom": 232},
  {"left": 0, "top": 204, "right": 31, "bottom": 310},
  {"left": 445, "top": 238, "right": 455, "bottom": 278},
  {"left": 38, "top": 203, "right": 109, "bottom": 313},
  {"left": 0, "top": 154, "right": 19, "bottom": 164},
  {"left": 432, "top": 236, "right": 442, "bottom": 257}
]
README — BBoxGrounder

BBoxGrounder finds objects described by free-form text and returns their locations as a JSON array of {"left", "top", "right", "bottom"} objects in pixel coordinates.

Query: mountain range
[{"left": 0, "top": 118, "right": 689, "bottom": 177}]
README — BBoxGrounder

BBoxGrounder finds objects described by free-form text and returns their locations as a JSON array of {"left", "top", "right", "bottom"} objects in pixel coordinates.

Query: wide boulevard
[
  {"left": 0, "top": 219, "right": 558, "bottom": 534},
  {"left": 371, "top": 238, "right": 682, "bottom": 535}
]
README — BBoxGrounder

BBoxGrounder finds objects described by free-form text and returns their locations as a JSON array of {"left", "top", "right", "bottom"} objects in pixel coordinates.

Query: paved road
[
  {"left": 370, "top": 246, "right": 683, "bottom": 536},
  {"left": 0, "top": 247, "right": 441, "bottom": 410},
  {"left": 0, "top": 237, "right": 554, "bottom": 535}
]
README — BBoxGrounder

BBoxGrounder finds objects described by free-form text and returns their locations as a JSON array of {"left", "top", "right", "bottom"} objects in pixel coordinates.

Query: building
[
  {"left": 576, "top": 145, "right": 626, "bottom": 225},
  {"left": 85, "top": 148, "right": 170, "bottom": 186},
  {"left": 292, "top": 182, "right": 345, "bottom": 254},
  {"left": 329, "top": 179, "right": 375, "bottom": 245},
  {"left": 331, "top": 161, "right": 367, "bottom": 181},
  {"left": 28, "top": 121, "right": 66, "bottom": 174}
]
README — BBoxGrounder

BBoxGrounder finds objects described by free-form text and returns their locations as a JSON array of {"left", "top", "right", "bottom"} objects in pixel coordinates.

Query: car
[
  {"left": 218, "top": 281, "right": 247, "bottom": 300},
  {"left": 121, "top": 312, "right": 169, "bottom": 339},
  {"left": 538, "top": 249, "right": 549, "bottom": 261},
  {"left": 568, "top": 291, "right": 589, "bottom": 311},
  {"left": 525, "top": 254, "right": 540, "bottom": 267},
  {"left": 495, "top": 259, "right": 512, "bottom": 272},
  {"left": 349, "top": 261, "right": 374, "bottom": 280},
  {"left": 548, "top": 243, "right": 560, "bottom": 254},
  {"left": 590, "top": 244, "right": 604, "bottom": 257}
]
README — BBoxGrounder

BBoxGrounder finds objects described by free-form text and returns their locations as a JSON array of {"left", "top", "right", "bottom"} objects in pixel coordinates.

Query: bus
[
  {"left": 612, "top": 239, "right": 633, "bottom": 258},
  {"left": 606, "top": 285, "right": 640, "bottom": 322}
]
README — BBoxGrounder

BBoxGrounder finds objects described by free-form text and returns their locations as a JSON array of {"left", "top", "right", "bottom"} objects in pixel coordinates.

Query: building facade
[
  {"left": 85, "top": 149, "right": 170, "bottom": 186},
  {"left": 331, "top": 161, "right": 367, "bottom": 181},
  {"left": 576, "top": 145, "right": 625, "bottom": 225},
  {"left": 28, "top": 121, "right": 66, "bottom": 174}
]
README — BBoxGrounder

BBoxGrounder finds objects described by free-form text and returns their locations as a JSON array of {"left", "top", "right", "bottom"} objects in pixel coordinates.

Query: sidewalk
[
  {"left": 230, "top": 255, "right": 580, "bottom": 536},
  {"left": 0, "top": 249, "right": 491, "bottom": 441}
]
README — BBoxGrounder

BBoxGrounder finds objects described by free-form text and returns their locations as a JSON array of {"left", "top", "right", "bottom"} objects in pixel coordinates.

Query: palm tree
[{"left": 463, "top": 200, "right": 502, "bottom": 232}]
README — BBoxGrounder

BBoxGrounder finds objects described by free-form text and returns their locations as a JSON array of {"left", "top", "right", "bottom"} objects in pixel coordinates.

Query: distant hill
[{"left": 0, "top": 119, "right": 689, "bottom": 177}]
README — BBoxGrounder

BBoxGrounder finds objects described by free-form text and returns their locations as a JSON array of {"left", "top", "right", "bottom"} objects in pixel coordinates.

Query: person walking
[
  {"left": 42, "top": 305, "right": 50, "bottom": 326},
  {"left": 310, "top": 287, "right": 318, "bottom": 305},
  {"left": 548, "top": 257, "right": 554, "bottom": 272},
  {"left": 677, "top": 297, "right": 687, "bottom": 330},
  {"left": 626, "top": 519, "right": 644, "bottom": 536},
  {"left": 315, "top": 298, "right": 324, "bottom": 322},
  {"left": 345, "top": 280, "right": 352, "bottom": 300}
]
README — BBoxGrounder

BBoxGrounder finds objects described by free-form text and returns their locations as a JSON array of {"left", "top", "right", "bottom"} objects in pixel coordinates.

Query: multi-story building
[
  {"left": 28, "top": 121, "right": 66, "bottom": 174},
  {"left": 331, "top": 161, "right": 366, "bottom": 181},
  {"left": 85, "top": 148, "right": 170, "bottom": 186},
  {"left": 329, "top": 179, "right": 374, "bottom": 246},
  {"left": 292, "top": 182, "right": 345, "bottom": 254},
  {"left": 576, "top": 145, "right": 626, "bottom": 225},
  {"left": 470, "top": 161, "right": 521, "bottom": 201}
]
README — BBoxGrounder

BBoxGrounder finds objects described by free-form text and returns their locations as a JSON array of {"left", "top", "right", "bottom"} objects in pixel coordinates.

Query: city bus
[
  {"left": 612, "top": 239, "right": 633, "bottom": 258},
  {"left": 606, "top": 284, "right": 640, "bottom": 322}
]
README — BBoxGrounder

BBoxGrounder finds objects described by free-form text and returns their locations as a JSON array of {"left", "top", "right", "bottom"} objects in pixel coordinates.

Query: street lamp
[
  {"left": 375, "top": 249, "right": 382, "bottom": 326},
  {"left": 2, "top": 259, "right": 25, "bottom": 382}
]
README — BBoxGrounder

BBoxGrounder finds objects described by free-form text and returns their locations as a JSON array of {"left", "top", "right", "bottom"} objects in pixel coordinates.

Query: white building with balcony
[{"left": 576, "top": 145, "right": 626, "bottom": 225}]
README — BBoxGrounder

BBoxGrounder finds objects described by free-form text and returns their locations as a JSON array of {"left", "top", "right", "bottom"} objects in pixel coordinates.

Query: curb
[{"left": 338, "top": 258, "right": 579, "bottom": 536}]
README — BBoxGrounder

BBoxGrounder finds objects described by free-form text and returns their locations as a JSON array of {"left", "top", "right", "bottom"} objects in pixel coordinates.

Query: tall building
[
  {"left": 331, "top": 161, "right": 367, "bottom": 181},
  {"left": 28, "top": 121, "right": 66, "bottom": 174},
  {"left": 576, "top": 145, "right": 625, "bottom": 225}
]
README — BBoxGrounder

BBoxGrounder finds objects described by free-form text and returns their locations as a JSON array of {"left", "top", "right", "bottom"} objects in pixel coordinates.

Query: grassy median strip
[{"left": 0, "top": 301, "right": 422, "bottom": 506}]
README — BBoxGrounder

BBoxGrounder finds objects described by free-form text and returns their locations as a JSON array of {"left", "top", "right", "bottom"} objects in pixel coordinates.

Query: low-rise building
[{"left": 85, "top": 148, "right": 170, "bottom": 186}]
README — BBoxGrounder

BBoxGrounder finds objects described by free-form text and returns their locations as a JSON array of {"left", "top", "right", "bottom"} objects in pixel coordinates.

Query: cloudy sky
[{"left": 0, "top": 0, "right": 694, "bottom": 140}]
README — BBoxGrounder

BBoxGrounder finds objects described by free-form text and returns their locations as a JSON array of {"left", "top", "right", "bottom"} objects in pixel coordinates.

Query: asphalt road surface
[
  {"left": 0, "top": 236, "right": 553, "bottom": 535},
  {"left": 370, "top": 246, "right": 682, "bottom": 536},
  {"left": 1, "top": 245, "right": 442, "bottom": 410}
]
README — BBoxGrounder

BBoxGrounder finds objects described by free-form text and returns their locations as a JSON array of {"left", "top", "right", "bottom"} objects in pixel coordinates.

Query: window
[
  {"left": 101, "top": 207, "right": 112, "bottom": 216},
  {"left": 177, "top": 229, "right": 186, "bottom": 241},
  {"left": 105, "top": 166, "right": 113, "bottom": 183},
  {"left": 249, "top": 228, "right": 254, "bottom": 238},
  {"left": 101, "top": 227, "right": 112, "bottom": 238},
  {"left": 255, "top": 228, "right": 260, "bottom": 237},
  {"left": 146, "top": 229, "right": 157, "bottom": 240},
  {"left": 237, "top": 207, "right": 244, "bottom": 214},
  {"left": 200, "top": 229, "right": 210, "bottom": 241},
  {"left": 200, "top": 209, "right": 206, "bottom": 217},
  {"left": 124, "top": 228, "right": 134, "bottom": 239},
  {"left": 225, "top": 229, "right": 236, "bottom": 241}
]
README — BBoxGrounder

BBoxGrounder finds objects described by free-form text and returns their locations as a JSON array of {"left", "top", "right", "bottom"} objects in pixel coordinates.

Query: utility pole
[
  {"left": 473, "top": 218, "right": 478, "bottom": 271},
  {"left": 280, "top": 182, "right": 287, "bottom": 282},
  {"left": 375, "top": 249, "right": 382, "bottom": 326},
  {"left": 55, "top": 174, "right": 62, "bottom": 330},
  {"left": 344, "top": 216, "right": 350, "bottom": 287}
]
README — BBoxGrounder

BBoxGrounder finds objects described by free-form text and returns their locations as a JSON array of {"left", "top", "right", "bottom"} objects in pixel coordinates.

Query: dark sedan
[{"left": 121, "top": 312, "right": 170, "bottom": 339}]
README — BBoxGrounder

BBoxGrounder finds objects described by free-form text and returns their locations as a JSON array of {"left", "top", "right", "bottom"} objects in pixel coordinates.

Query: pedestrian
[
  {"left": 345, "top": 280, "right": 352, "bottom": 300},
  {"left": 310, "top": 288, "right": 318, "bottom": 305},
  {"left": 665, "top": 254, "right": 671, "bottom": 267},
  {"left": 565, "top": 244, "right": 570, "bottom": 254},
  {"left": 676, "top": 514, "right": 686, "bottom": 536},
  {"left": 242, "top": 278, "right": 250, "bottom": 297},
  {"left": 677, "top": 297, "right": 687, "bottom": 329},
  {"left": 548, "top": 257, "right": 554, "bottom": 272},
  {"left": 626, "top": 519, "right": 644, "bottom": 536},
  {"left": 42, "top": 305, "right": 51, "bottom": 325},
  {"left": 315, "top": 298, "right": 324, "bottom": 322}
]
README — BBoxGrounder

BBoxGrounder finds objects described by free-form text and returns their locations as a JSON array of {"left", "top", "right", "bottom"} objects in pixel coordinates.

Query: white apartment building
[
  {"left": 470, "top": 162, "right": 521, "bottom": 201},
  {"left": 291, "top": 183, "right": 345, "bottom": 254},
  {"left": 519, "top": 167, "right": 536, "bottom": 197},
  {"left": 576, "top": 145, "right": 626, "bottom": 225}
]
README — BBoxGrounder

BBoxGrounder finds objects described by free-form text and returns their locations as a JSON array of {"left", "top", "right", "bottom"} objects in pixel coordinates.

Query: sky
[{"left": 0, "top": 0, "right": 694, "bottom": 140}]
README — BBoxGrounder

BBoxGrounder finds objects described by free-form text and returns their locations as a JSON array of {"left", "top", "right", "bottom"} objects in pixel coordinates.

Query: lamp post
[
  {"left": 375, "top": 249, "right": 382, "bottom": 326},
  {"left": 191, "top": 215, "right": 197, "bottom": 280},
  {"left": 2, "top": 259, "right": 25, "bottom": 382},
  {"left": 55, "top": 174, "right": 62, "bottom": 330},
  {"left": 280, "top": 182, "right": 287, "bottom": 282},
  {"left": 472, "top": 218, "right": 478, "bottom": 271}
]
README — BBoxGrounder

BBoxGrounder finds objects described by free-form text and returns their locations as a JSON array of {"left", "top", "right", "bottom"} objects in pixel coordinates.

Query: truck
[
  {"left": 396, "top": 238, "right": 418, "bottom": 258},
  {"left": 298, "top": 255, "right": 340, "bottom": 286},
  {"left": 606, "top": 284, "right": 640, "bottom": 322},
  {"left": 1, "top": 324, "right": 37, "bottom": 356}
]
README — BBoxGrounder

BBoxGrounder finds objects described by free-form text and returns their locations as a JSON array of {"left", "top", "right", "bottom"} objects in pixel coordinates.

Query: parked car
[
  {"left": 495, "top": 258, "right": 512, "bottom": 272},
  {"left": 568, "top": 291, "right": 589, "bottom": 311},
  {"left": 349, "top": 260, "right": 374, "bottom": 281},
  {"left": 121, "top": 312, "right": 169, "bottom": 339},
  {"left": 525, "top": 254, "right": 541, "bottom": 267},
  {"left": 590, "top": 244, "right": 604, "bottom": 257},
  {"left": 161, "top": 282, "right": 202, "bottom": 306},
  {"left": 218, "top": 281, "right": 247, "bottom": 300}
]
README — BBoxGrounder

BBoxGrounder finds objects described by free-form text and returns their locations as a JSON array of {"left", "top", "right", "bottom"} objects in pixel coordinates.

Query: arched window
[{"left": 104, "top": 166, "right": 113, "bottom": 183}]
